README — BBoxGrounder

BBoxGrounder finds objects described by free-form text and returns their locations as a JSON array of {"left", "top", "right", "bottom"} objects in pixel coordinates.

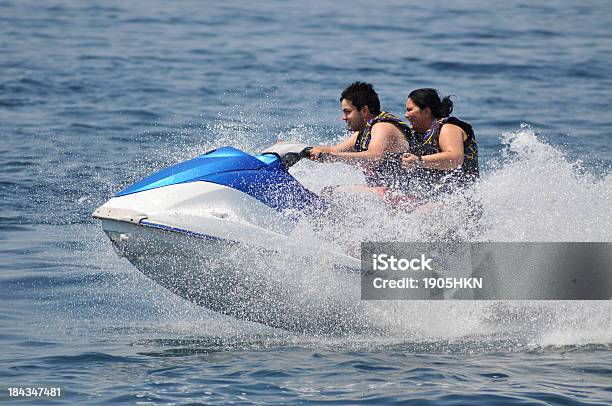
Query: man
[{"left": 310, "top": 82, "right": 411, "bottom": 191}]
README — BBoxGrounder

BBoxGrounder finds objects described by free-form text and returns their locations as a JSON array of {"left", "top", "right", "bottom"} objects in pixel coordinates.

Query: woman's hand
[{"left": 401, "top": 153, "right": 420, "bottom": 169}]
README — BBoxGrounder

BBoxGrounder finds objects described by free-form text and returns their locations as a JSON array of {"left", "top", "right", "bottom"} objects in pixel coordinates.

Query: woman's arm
[{"left": 402, "top": 124, "right": 465, "bottom": 170}]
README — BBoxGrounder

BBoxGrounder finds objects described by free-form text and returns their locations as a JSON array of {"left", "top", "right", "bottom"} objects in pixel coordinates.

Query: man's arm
[
  {"left": 319, "top": 122, "right": 402, "bottom": 165},
  {"left": 310, "top": 132, "right": 359, "bottom": 157}
]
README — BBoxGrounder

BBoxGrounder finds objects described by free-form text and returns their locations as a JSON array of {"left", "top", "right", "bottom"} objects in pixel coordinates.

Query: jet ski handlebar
[{"left": 261, "top": 141, "right": 313, "bottom": 169}]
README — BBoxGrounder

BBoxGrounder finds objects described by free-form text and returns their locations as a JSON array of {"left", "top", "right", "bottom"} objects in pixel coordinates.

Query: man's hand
[
  {"left": 309, "top": 146, "right": 324, "bottom": 160},
  {"left": 310, "top": 147, "right": 333, "bottom": 162}
]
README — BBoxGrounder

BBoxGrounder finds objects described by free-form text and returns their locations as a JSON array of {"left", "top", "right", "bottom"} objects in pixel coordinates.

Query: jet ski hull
[
  {"left": 94, "top": 172, "right": 370, "bottom": 333},
  {"left": 99, "top": 217, "right": 374, "bottom": 333}
]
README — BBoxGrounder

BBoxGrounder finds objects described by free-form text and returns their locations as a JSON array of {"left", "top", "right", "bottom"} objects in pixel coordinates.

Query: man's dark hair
[{"left": 340, "top": 82, "right": 381, "bottom": 115}]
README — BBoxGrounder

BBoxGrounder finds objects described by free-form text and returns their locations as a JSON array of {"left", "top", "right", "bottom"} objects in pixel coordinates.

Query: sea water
[{"left": 1, "top": 0, "right": 611, "bottom": 404}]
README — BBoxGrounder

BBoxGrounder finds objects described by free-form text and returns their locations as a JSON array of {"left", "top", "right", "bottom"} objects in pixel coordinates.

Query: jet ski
[
  {"left": 95, "top": 142, "right": 526, "bottom": 332},
  {"left": 93, "top": 142, "right": 369, "bottom": 332}
]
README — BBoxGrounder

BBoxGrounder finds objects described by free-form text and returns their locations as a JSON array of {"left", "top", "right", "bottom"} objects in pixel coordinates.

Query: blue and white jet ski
[{"left": 93, "top": 142, "right": 368, "bottom": 332}]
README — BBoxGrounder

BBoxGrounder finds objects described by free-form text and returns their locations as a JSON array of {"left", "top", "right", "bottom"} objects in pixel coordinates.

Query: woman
[{"left": 401, "top": 88, "right": 479, "bottom": 198}]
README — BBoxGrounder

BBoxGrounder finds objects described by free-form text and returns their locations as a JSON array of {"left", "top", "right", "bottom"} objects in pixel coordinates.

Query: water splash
[
  {"left": 476, "top": 126, "right": 612, "bottom": 241},
  {"left": 83, "top": 124, "right": 612, "bottom": 349}
]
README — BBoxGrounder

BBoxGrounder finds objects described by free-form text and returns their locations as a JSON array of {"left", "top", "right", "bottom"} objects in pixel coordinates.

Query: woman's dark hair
[
  {"left": 340, "top": 82, "right": 381, "bottom": 116},
  {"left": 408, "top": 88, "right": 453, "bottom": 118}
]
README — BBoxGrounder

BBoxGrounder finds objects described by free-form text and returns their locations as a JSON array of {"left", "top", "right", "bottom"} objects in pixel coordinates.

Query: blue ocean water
[{"left": 1, "top": 0, "right": 612, "bottom": 404}]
